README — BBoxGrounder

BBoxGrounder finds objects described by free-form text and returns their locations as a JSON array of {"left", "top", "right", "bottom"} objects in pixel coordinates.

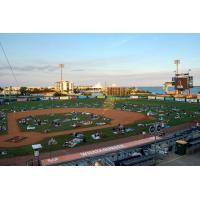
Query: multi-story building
[
  {"left": 74, "top": 85, "right": 92, "bottom": 91},
  {"left": 106, "top": 87, "right": 130, "bottom": 96},
  {"left": 55, "top": 81, "right": 74, "bottom": 93},
  {"left": 1, "top": 86, "right": 20, "bottom": 95}
]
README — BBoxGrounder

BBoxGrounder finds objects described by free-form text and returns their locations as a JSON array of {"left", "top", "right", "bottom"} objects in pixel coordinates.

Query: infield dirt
[{"left": 0, "top": 107, "right": 150, "bottom": 147}]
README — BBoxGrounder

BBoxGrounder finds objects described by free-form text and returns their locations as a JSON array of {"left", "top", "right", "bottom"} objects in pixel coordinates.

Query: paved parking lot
[{"left": 158, "top": 151, "right": 200, "bottom": 166}]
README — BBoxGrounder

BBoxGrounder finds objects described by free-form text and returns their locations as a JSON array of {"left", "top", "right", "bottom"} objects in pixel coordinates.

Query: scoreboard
[{"left": 172, "top": 76, "right": 193, "bottom": 90}]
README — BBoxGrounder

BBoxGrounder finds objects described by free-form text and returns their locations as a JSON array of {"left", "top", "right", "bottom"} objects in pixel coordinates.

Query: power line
[{"left": 0, "top": 41, "right": 19, "bottom": 86}]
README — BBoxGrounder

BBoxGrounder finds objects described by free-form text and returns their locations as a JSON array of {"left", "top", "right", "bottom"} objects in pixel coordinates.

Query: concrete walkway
[{"left": 158, "top": 152, "right": 200, "bottom": 166}]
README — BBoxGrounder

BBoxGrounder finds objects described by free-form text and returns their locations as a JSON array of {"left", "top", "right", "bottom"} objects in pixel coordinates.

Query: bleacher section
[{"left": 53, "top": 126, "right": 200, "bottom": 166}]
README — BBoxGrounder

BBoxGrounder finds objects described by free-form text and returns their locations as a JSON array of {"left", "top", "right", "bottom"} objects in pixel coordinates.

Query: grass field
[
  {"left": 114, "top": 99, "right": 200, "bottom": 126},
  {"left": 0, "top": 98, "right": 199, "bottom": 158},
  {"left": 0, "top": 99, "right": 105, "bottom": 135},
  {"left": 0, "top": 121, "right": 151, "bottom": 158},
  {"left": 17, "top": 112, "right": 111, "bottom": 133}
]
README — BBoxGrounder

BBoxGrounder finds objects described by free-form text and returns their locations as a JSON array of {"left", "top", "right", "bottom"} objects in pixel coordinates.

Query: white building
[
  {"left": 1, "top": 86, "right": 20, "bottom": 95},
  {"left": 55, "top": 81, "right": 74, "bottom": 93},
  {"left": 92, "top": 82, "right": 103, "bottom": 90}
]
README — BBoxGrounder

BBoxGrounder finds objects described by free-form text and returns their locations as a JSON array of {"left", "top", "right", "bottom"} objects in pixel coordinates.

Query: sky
[{"left": 0, "top": 33, "right": 200, "bottom": 87}]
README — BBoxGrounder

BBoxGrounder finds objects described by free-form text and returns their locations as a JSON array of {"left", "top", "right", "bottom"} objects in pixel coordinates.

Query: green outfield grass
[
  {"left": 1, "top": 98, "right": 105, "bottom": 112},
  {"left": 114, "top": 99, "right": 200, "bottom": 126}
]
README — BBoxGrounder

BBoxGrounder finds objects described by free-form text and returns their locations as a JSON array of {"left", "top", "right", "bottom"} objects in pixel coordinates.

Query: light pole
[
  {"left": 59, "top": 64, "right": 64, "bottom": 93},
  {"left": 174, "top": 59, "right": 180, "bottom": 75},
  {"left": 149, "top": 123, "right": 161, "bottom": 165},
  {"left": 154, "top": 123, "right": 161, "bottom": 165},
  {"left": 59, "top": 64, "right": 64, "bottom": 82}
]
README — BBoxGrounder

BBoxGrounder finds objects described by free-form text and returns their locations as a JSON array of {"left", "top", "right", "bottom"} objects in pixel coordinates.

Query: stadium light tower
[
  {"left": 59, "top": 64, "right": 64, "bottom": 82},
  {"left": 59, "top": 64, "right": 64, "bottom": 93},
  {"left": 174, "top": 59, "right": 180, "bottom": 75}
]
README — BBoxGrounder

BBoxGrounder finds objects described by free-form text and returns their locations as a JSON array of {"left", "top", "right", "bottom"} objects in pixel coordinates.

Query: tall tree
[{"left": 20, "top": 87, "right": 28, "bottom": 95}]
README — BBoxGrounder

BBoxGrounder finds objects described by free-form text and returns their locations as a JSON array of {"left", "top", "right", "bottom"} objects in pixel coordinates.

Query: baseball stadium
[
  {"left": 0, "top": 34, "right": 200, "bottom": 166},
  {"left": 0, "top": 94, "right": 200, "bottom": 166}
]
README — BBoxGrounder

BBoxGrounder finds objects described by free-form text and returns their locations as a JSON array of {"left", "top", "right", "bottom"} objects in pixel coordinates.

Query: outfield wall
[{"left": 1, "top": 94, "right": 200, "bottom": 103}]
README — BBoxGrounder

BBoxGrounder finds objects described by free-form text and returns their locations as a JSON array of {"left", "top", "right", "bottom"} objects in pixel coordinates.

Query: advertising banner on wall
[
  {"left": 69, "top": 96, "right": 77, "bottom": 100},
  {"left": 30, "top": 97, "right": 39, "bottom": 101},
  {"left": 165, "top": 97, "right": 174, "bottom": 101},
  {"left": 17, "top": 98, "right": 27, "bottom": 102},
  {"left": 130, "top": 96, "right": 138, "bottom": 99},
  {"left": 60, "top": 96, "right": 69, "bottom": 100},
  {"left": 186, "top": 98, "right": 198, "bottom": 103},
  {"left": 78, "top": 96, "right": 87, "bottom": 99},
  {"left": 175, "top": 98, "right": 186, "bottom": 102},
  {"left": 97, "top": 96, "right": 106, "bottom": 99},
  {"left": 156, "top": 96, "right": 164, "bottom": 100},
  {"left": 148, "top": 96, "right": 156, "bottom": 100},
  {"left": 52, "top": 97, "right": 59, "bottom": 100},
  {"left": 40, "top": 97, "right": 49, "bottom": 101},
  {"left": 88, "top": 96, "right": 96, "bottom": 99}
]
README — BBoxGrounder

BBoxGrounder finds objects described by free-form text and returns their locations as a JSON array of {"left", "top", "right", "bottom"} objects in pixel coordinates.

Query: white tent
[{"left": 92, "top": 83, "right": 103, "bottom": 89}]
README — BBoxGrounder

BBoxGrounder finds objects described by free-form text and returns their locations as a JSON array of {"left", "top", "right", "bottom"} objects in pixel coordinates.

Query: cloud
[
  {"left": 1, "top": 48, "right": 160, "bottom": 77},
  {"left": 0, "top": 64, "right": 58, "bottom": 72},
  {"left": 1, "top": 69, "right": 199, "bottom": 87},
  {"left": 71, "top": 69, "right": 85, "bottom": 72},
  {"left": 0, "top": 55, "right": 138, "bottom": 75},
  {"left": 0, "top": 57, "right": 199, "bottom": 87},
  {"left": 68, "top": 69, "right": 200, "bottom": 87}
]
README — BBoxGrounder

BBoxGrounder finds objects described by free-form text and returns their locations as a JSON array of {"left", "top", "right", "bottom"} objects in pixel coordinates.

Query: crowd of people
[
  {"left": 0, "top": 111, "right": 7, "bottom": 133},
  {"left": 112, "top": 124, "right": 133, "bottom": 134},
  {"left": 18, "top": 111, "right": 110, "bottom": 133},
  {"left": 63, "top": 132, "right": 86, "bottom": 148},
  {"left": 92, "top": 131, "right": 102, "bottom": 140},
  {"left": 48, "top": 137, "right": 58, "bottom": 145}
]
